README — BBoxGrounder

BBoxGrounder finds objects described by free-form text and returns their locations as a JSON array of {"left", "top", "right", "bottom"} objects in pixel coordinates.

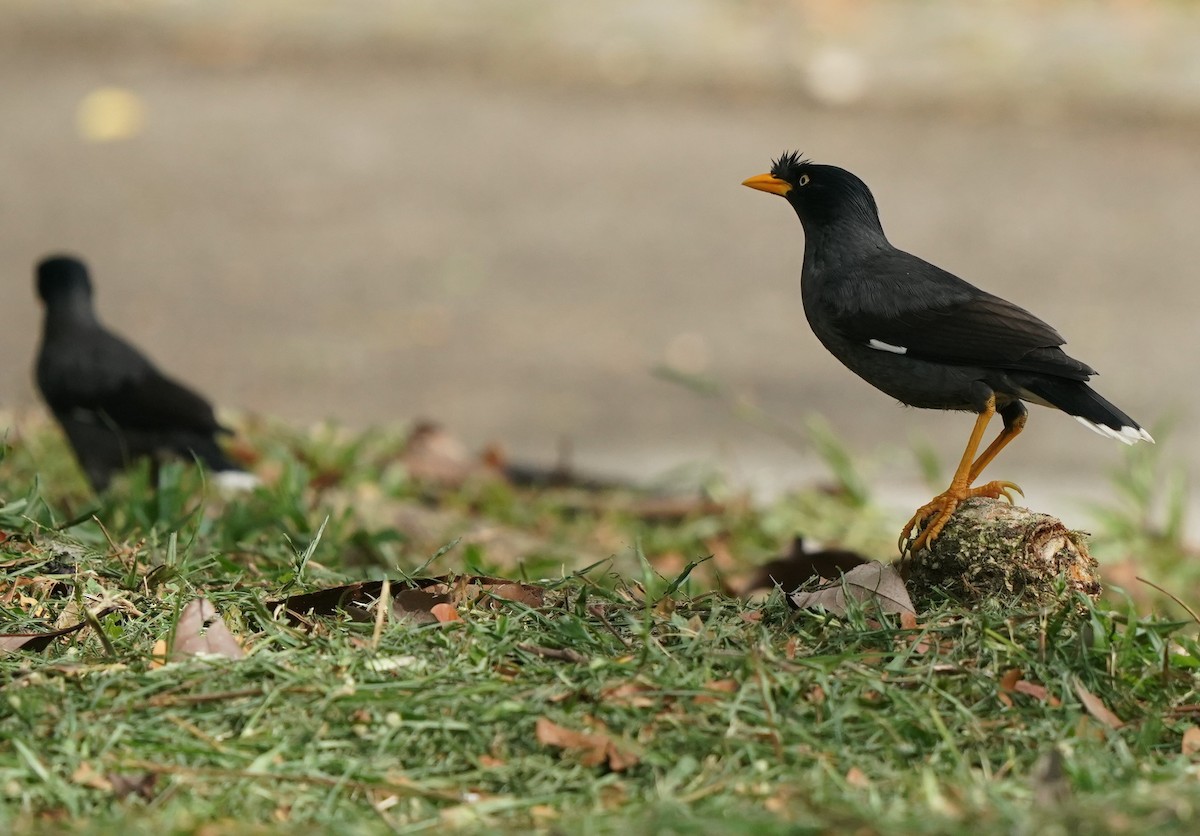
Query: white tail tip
[{"left": 1073, "top": 416, "right": 1153, "bottom": 445}]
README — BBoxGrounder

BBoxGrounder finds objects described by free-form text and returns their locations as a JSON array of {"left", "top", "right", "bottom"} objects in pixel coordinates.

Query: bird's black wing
[
  {"left": 826, "top": 253, "right": 1095, "bottom": 381},
  {"left": 38, "top": 331, "right": 227, "bottom": 434}
]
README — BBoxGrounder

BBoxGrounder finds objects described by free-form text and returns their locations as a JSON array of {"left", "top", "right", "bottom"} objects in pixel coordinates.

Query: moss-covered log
[{"left": 902, "top": 497, "right": 1100, "bottom": 609}]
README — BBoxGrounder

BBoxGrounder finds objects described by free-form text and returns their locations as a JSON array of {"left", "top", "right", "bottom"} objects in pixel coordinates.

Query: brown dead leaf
[
  {"left": 535, "top": 717, "right": 638, "bottom": 771},
  {"left": 171, "top": 599, "right": 245, "bottom": 661},
  {"left": 1015, "top": 680, "right": 1061, "bottom": 707},
  {"left": 430, "top": 603, "right": 461, "bottom": 623},
  {"left": 71, "top": 762, "right": 112, "bottom": 791},
  {"left": 998, "top": 668, "right": 1022, "bottom": 707},
  {"left": 845, "top": 766, "right": 870, "bottom": 789},
  {"left": 478, "top": 754, "right": 506, "bottom": 768},
  {"left": 740, "top": 610, "right": 763, "bottom": 623},
  {"left": 694, "top": 678, "right": 740, "bottom": 705},
  {"left": 739, "top": 536, "right": 870, "bottom": 596},
  {"left": 601, "top": 681, "right": 658, "bottom": 708},
  {"left": 401, "top": 421, "right": 481, "bottom": 488},
  {"left": 789, "top": 561, "right": 915, "bottom": 617},
  {"left": 1072, "top": 676, "right": 1124, "bottom": 729},
  {"left": 108, "top": 772, "right": 158, "bottom": 802},
  {"left": 0, "top": 620, "right": 91, "bottom": 654},
  {"left": 899, "top": 611, "right": 918, "bottom": 630},
  {"left": 1184, "top": 727, "right": 1200, "bottom": 757}
]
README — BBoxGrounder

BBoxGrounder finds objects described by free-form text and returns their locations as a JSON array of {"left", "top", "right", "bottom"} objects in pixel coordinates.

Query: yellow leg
[
  {"left": 899, "top": 396, "right": 1022, "bottom": 555},
  {"left": 967, "top": 408, "right": 1027, "bottom": 483}
]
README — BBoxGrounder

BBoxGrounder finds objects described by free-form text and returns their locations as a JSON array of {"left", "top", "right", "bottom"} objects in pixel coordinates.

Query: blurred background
[{"left": 2, "top": 0, "right": 1199, "bottom": 525}]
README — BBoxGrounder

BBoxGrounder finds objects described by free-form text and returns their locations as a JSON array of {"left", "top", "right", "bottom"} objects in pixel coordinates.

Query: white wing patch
[{"left": 867, "top": 338, "right": 907, "bottom": 355}]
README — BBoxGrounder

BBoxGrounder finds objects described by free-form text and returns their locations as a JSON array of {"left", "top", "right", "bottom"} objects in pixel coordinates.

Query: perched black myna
[
  {"left": 34, "top": 255, "right": 256, "bottom": 492},
  {"left": 742, "top": 154, "right": 1151, "bottom": 554}
]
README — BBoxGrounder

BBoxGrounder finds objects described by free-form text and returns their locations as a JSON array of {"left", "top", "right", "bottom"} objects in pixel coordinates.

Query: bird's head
[
  {"left": 36, "top": 255, "right": 93, "bottom": 304},
  {"left": 742, "top": 153, "right": 883, "bottom": 234}
]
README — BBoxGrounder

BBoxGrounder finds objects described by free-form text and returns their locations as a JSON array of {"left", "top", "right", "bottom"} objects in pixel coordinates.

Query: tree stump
[{"left": 902, "top": 498, "right": 1100, "bottom": 609}]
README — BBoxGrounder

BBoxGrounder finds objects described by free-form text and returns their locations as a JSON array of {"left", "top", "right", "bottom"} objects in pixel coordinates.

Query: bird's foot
[{"left": 898, "top": 480, "right": 1023, "bottom": 555}]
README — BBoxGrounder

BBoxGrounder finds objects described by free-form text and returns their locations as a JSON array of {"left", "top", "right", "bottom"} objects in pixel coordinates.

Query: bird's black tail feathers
[{"left": 1016, "top": 377, "right": 1152, "bottom": 445}]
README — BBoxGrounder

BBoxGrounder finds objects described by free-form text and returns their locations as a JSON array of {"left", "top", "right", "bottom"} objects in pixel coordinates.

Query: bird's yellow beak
[{"left": 741, "top": 173, "right": 792, "bottom": 196}]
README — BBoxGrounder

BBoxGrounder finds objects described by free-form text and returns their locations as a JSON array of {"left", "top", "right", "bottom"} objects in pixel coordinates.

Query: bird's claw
[{"left": 898, "top": 480, "right": 1024, "bottom": 555}]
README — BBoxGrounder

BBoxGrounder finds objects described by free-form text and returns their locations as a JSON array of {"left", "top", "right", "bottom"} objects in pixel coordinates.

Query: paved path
[{"left": 3, "top": 35, "right": 1198, "bottom": 519}]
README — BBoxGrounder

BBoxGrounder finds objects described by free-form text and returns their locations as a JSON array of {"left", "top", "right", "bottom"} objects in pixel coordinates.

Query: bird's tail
[{"left": 1016, "top": 377, "right": 1152, "bottom": 445}]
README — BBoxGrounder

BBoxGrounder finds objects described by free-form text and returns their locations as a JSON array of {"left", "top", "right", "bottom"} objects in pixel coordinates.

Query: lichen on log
[{"left": 902, "top": 497, "right": 1100, "bottom": 609}]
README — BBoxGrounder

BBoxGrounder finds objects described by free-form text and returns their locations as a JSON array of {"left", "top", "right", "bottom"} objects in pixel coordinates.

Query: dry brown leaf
[
  {"left": 601, "top": 681, "right": 658, "bottom": 708},
  {"left": 534, "top": 717, "right": 638, "bottom": 771},
  {"left": 694, "top": 678, "right": 740, "bottom": 705},
  {"left": 71, "top": 762, "right": 112, "bottom": 791},
  {"left": 789, "top": 561, "right": 915, "bottom": 617},
  {"left": 1015, "top": 680, "right": 1061, "bottom": 706},
  {"left": 1182, "top": 726, "right": 1200, "bottom": 757},
  {"left": 171, "top": 599, "right": 245, "bottom": 661},
  {"left": 845, "top": 766, "right": 871, "bottom": 788},
  {"left": 740, "top": 610, "right": 763, "bottom": 623},
  {"left": 899, "top": 611, "right": 918, "bottom": 630},
  {"left": 1072, "top": 676, "right": 1124, "bottom": 729},
  {"left": 0, "top": 620, "right": 91, "bottom": 654},
  {"left": 108, "top": 772, "right": 158, "bottom": 801},
  {"left": 785, "top": 636, "right": 798, "bottom": 660},
  {"left": 998, "top": 668, "right": 1022, "bottom": 707},
  {"left": 430, "top": 603, "right": 461, "bottom": 623}
]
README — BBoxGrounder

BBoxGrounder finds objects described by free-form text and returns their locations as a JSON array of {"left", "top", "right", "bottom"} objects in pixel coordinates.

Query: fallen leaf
[
  {"left": 401, "top": 421, "right": 479, "bottom": 487},
  {"left": 0, "top": 620, "right": 91, "bottom": 654},
  {"left": 601, "top": 681, "right": 658, "bottom": 708},
  {"left": 1072, "top": 676, "right": 1124, "bottom": 729},
  {"left": 534, "top": 717, "right": 638, "bottom": 771},
  {"left": 430, "top": 603, "right": 461, "bottom": 623},
  {"left": 998, "top": 668, "right": 1022, "bottom": 707},
  {"left": 694, "top": 679, "right": 740, "bottom": 705},
  {"left": 740, "top": 610, "right": 763, "bottom": 623},
  {"left": 845, "top": 766, "right": 870, "bottom": 789},
  {"left": 478, "top": 754, "right": 505, "bottom": 768},
  {"left": 171, "top": 599, "right": 245, "bottom": 661},
  {"left": 789, "top": 561, "right": 915, "bottom": 617},
  {"left": 740, "top": 537, "right": 871, "bottom": 595},
  {"left": 1014, "top": 680, "right": 1061, "bottom": 706},
  {"left": 1182, "top": 727, "right": 1200, "bottom": 757},
  {"left": 108, "top": 772, "right": 158, "bottom": 801}
]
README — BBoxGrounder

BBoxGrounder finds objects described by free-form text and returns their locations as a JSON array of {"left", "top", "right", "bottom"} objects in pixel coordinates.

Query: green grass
[{"left": 2, "top": 415, "right": 1200, "bottom": 834}]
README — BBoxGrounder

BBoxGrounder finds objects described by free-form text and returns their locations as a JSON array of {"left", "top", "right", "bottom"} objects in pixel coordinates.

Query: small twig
[
  {"left": 371, "top": 577, "right": 390, "bottom": 650},
  {"left": 147, "top": 688, "right": 265, "bottom": 708},
  {"left": 516, "top": 643, "right": 588, "bottom": 664},
  {"left": 589, "top": 604, "right": 633, "bottom": 649},
  {"left": 1136, "top": 576, "right": 1200, "bottom": 624}
]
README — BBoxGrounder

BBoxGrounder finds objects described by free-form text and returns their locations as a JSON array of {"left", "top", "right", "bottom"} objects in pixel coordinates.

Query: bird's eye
[{"left": 798, "top": 174, "right": 811, "bottom": 186}]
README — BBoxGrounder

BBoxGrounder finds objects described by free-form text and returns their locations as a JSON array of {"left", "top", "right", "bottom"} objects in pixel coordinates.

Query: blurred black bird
[
  {"left": 742, "top": 154, "right": 1151, "bottom": 554},
  {"left": 34, "top": 255, "right": 256, "bottom": 492}
]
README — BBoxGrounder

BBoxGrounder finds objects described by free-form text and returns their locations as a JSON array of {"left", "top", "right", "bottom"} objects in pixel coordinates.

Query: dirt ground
[{"left": 3, "top": 21, "right": 1199, "bottom": 520}]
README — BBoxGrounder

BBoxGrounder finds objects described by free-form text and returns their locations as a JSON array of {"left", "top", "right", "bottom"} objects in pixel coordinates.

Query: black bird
[
  {"left": 34, "top": 255, "right": 256, "bottom": 492},
  {"left": 742, "top": 154, "right": 1151, "bottom": 554}
]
